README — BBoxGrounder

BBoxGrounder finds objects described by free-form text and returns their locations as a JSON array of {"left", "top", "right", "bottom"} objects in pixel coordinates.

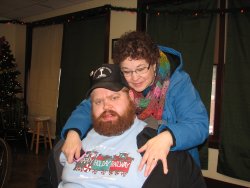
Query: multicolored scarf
[{"left": 133, "top": 50, "right": 171, "bottom": 120}]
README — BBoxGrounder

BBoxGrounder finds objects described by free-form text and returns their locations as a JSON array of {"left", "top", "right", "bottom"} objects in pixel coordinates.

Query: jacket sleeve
[
  {"left": 60, "top": 99, "right": 92, "bottom": 139},
  {"left": 158, "top": 71, "right": 209, "bottom": 151}
]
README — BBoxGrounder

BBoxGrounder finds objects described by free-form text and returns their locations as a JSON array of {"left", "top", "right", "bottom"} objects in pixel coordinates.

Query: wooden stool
[{"left": 30, "top": 116, "right": 52, "bottom": 154}]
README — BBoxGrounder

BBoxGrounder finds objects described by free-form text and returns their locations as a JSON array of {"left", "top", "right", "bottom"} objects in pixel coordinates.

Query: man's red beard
[{"left": 92, "top": 100, "right": 136, "bottom": 136}]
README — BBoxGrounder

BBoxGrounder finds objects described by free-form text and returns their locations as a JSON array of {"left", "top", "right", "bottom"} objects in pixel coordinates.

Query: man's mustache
[{"left": 99, "top": 110, "right": 119, "bottom": 119}]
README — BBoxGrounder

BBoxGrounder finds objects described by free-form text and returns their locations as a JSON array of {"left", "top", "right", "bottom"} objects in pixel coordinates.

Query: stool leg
[
  {"left": 35, "top": 122, "right": 41, "bottom": 154},
  {"left": 30, "top": 131, "right": 35, "bottom": 150},
  {"left": 43, "top": 123, "right": 47, "bottom": 150},
  {"left": 46, "top": 121, "right": 53, "bottom": 149}
]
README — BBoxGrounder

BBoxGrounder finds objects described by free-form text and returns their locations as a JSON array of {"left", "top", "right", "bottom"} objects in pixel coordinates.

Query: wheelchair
[{"left": 0, "top": 138, "right": 12, "bottom": 188}]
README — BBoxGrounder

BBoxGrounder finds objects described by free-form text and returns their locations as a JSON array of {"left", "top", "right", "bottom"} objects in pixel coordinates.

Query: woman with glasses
[{"left": 61, "top": 31, "right": 209, "bottom": 176}]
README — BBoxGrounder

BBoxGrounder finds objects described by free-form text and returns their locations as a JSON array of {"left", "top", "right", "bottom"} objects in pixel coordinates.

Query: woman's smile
[{"left": 131, "top": 81, "right": 144, "bottom": 88}]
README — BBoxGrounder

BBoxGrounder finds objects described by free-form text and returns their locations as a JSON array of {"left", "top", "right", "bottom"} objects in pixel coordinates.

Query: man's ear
[{"left": 128, "top": 90, "right": 134, "bottom": 101}]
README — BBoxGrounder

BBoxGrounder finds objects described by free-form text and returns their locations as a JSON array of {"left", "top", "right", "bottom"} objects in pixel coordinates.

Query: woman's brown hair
[{"left": 112, "top": 31, "right": 160, "bottom": 66}]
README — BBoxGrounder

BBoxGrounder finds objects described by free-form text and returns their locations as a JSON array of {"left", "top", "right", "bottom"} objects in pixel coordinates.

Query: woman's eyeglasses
[{"left": 121, "top": 64, "right": 151, "bottom": 77}]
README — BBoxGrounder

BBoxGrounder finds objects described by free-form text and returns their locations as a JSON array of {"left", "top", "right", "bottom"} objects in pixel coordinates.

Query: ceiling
[{"left": 0, "top": 0, "right": 93, "bottom": 20}]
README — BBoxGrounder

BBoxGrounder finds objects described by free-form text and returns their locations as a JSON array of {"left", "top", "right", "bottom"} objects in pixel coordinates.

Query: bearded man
[{"left": 58, "top": 64, "right": 147, "bottom": 188}]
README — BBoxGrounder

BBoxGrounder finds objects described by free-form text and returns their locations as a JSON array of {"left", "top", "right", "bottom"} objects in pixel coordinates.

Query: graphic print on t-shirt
[{"left": 73, "top": 151, "right": 134, "bottom": 177}]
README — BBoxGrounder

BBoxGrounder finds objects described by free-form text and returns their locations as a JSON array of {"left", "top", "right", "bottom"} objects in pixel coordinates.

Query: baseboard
[{"left": 205, "top": 177, "right": 248, "bottom": 188}]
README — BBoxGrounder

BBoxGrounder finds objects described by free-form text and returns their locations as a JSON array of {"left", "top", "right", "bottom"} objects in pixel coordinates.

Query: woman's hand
[
  {"left": 61, "top": 130, "right": 82, "bottom": 163},
  {"left": 138, "top": 131, "right": 173, "bottom": 177}
]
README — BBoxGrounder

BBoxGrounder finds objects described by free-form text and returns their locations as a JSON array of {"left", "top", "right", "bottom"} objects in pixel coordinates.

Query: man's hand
[
  {"left": 61, "top": 130, "right": 82, "bottom": 163},
  {"left": 138, "top": 131, "right": 173, "bottom": 177}
]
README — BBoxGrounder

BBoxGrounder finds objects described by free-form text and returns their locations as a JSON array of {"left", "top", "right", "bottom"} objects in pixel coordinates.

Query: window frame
[{"left": 208, "top": 0, "right": 226, "bottom": 149}]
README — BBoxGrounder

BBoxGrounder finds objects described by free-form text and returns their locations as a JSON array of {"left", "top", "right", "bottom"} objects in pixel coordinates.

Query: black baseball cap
[{"left": 86, "top": 64, "right": 128, "bottom": 97}]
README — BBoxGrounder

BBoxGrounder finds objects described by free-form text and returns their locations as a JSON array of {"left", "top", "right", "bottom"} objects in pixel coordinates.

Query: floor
[{"left": 6, "top": 138, "right": 50, "bottom": 188}]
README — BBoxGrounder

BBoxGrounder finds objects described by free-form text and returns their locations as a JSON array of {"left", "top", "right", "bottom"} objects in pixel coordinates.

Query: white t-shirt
[{"left": 58, "top": 117, "right": 147, "bottom": 188}]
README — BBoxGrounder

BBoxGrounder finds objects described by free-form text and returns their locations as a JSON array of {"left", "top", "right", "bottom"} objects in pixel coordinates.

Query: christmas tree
[{"left": 0, "top": 36, "right": 22, "bottom": 108}]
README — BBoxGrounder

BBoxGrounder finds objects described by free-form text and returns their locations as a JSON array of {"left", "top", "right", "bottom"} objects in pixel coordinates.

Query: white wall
[{"left": 109, "top": 10, "right": 137, "bottom": 63}]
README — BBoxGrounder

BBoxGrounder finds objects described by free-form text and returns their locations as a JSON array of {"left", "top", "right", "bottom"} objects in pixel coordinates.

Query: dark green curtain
[
  {"left": 217, "top": 1, "right": 250, "bottom": 181},
  {"left": 147, "top": 0, "right": 217, "bottom": 169},
  {"left": 56, "top": 15, "right": 108, "bottom": 137}
]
